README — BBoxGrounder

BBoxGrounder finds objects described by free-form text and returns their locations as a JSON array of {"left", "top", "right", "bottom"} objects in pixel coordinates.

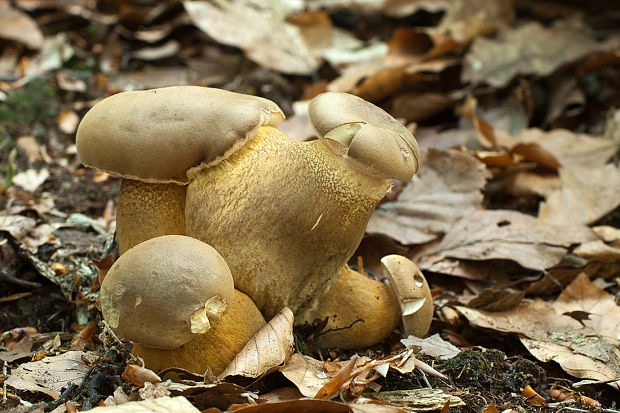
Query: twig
[
  {"left": 0, "top": 270, "right": 41, "bottom": 289},
  {"left": 3, "top": 361, "right": 7, "bottom": 403},
  {"left": 46, "top": 383, "right": 77, "bottom": 411}
]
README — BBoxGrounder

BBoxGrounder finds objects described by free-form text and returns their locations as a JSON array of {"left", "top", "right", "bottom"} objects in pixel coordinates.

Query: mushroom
[
  {"left": 81, "top": 87, "right": 429, "bottom": 349},
  {"left": 305, "top": 255, "right": 433, "bottom": 349},
  {"left": 184, "top": 91, "right": 426, "bottom": 347},
  {"left": 100, "top": 235, "right": 265, "bottom": 374},
  {"left": 76, "top": 87, "right": 284, "bottom": 254}
]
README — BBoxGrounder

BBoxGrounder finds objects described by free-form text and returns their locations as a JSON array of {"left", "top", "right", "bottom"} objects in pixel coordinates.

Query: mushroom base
[
  {"left": 132, "top": 289, "right": 265, "bottom": 376},
  {"left": 298, "top": 266, "right": 401, "bottom": 349},
  {"left": 116, "top": 179, "right": 186, "bottom": 254}
]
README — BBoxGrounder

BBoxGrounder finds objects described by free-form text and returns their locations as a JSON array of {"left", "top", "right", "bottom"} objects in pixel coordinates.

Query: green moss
[{"left": 0, "top": 78, "right": 58, "bottom": 135}]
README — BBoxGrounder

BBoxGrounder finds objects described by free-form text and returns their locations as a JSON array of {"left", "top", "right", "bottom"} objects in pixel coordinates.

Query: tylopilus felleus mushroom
[{"left": 78, "top": 87, "right": 432, "bottom": 350}]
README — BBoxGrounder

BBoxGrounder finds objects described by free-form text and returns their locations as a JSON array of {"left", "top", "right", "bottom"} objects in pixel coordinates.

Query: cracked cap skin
[{"left": 308, "top": 92, "right": 420, "bottom": 181}]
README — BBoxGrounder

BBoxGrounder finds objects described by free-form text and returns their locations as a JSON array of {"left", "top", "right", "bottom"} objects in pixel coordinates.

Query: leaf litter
[{"left": 1, "top": 0, "right": 620, "bottom": 411}]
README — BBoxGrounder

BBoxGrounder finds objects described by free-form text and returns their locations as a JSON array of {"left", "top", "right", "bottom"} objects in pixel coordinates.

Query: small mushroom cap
[
  {"left": 76, "top": 86, "right": 284, "bottom": 184},
  {"left": 381, "top": 254, "right": 433, "bottom": 337},
  {"left": 99, "top": 235, "right": 234, "bottom": 349},
  {"left": 308, "top": 92, "right": 420, "bottom": 181}
]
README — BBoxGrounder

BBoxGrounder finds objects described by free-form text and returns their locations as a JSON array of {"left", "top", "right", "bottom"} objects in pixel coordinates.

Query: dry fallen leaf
[
  {"left": 539, "top": 164, "right": 620, "bottom": 226},
  {"left": 574, "top": 240, "right": 620, "bottom": 262},
  {"left": 462, "top": 21, "right": 608, "bottom": 87},
  {"left": 553, "top": 272, "right": 620, "bottom": 341},
  {"left": 367, "top": 149, "right": 490, "bottom": 245},
  {"left": 184, "top": 0, "right": 317, "bottom": 75},
  {"left": 401, "top": 333, "right": 460, "bottom": 360},
  {"left": 88, "top": 396, "right": 200, "bottom": 412},
  {"left": 456, "top": 300, "right": 620, "bottom": 390},
  {"left": 0, "top": 2, "right": 44, "bottom": 49},
  {"left": 6, "top": 351, "right": 98, "bottom": 398},
  {"left": 280, "top": 353, "right": 328, "bottom": 398},
  {"left": 218, "top": 307, "right": 294, "bottom": 379},
  {"left": 422, "top": 209, "right": 596, "bottom": 271},
  {"left": 373, "top": 389, "right": 465, "bottom": 411}
]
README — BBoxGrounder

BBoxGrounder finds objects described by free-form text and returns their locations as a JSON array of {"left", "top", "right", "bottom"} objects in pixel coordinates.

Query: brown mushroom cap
[
  {"left": 99, "top": 235, "right": 234, "bottom": 349},
  {"left": 381, "top": 255, "right": 433, "bottom": 337},
  {"left": 308, "top": 92, "right": 420, "bottom": 181},
  {"left": 76, "top": 86, "right": 284, "bottom": 184}
]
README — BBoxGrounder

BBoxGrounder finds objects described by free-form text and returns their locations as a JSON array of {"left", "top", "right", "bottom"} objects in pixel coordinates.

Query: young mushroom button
[{"left": 99, "top": 235, "right": 235, "bottom": 349}]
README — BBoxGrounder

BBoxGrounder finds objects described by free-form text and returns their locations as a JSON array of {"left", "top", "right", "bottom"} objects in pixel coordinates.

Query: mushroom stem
[
  {"left": 186, "top": 126, "right": 391, "bottom": 319},
  {"left": 132, "top": 289, "right": 266, "bottom": 376},
  {"left": 298, "top": 265, "right": 401, "bottom": 349},
  {"left": 116, "top": 179, "right": 186, "bottom": 254}
]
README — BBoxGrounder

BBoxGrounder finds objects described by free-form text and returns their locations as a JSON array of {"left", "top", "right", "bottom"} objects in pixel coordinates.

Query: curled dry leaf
[
  {"left": 218, "top": 307, "right": 294, "bottom": 379},
  {"left": 367, "top": 149, "right": 490, "bottom": 245},
  {"left": 121, "top": 365, "right": 162, "bottom": 387}
]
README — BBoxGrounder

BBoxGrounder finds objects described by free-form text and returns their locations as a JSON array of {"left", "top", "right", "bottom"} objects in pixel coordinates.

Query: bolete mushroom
[
  {"left": 184, "top": 91, "right": 425, "bottom": 347},
  {"left": 81, "top": 87, "right": 430, "bottom": 349},
  {"left": 100, "top": 235, "right": 265, "bottom": 374},
  {"left": 76, "top": 87, "right": 284, "bottom": 254}
]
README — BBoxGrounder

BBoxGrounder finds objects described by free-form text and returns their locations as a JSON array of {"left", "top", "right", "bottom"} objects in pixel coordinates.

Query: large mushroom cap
[
  {"left": 308, "top": 92, "right": 420, "bottom": 181},
  {"left": 76, "top": 86, "right": 284, "bottom": 184},
  {"left": 381, "top": 255, "right": 433, "bottom": 337},
  {"left": 99, "top": 235, "right": 235, "bottom": 349}
]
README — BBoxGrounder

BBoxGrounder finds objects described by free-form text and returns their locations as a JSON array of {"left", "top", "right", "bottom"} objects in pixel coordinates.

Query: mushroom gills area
[
  {"left": 116, "top": 179, "right": 186, "bottom": 254},
  {"left": 186, "top": 126, "right": 391, "bottom": 319},
  {"left": 132, "top": 289, "right": 265, "bottom": 376},
  {"left": 300, "top": 266, "right": 401, "bottom": 349}
]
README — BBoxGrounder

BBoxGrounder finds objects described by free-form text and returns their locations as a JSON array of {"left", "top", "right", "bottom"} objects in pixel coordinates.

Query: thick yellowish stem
[
  {"left": 116, "top": 179, "right": 186, "bottom": 254},
  {"left": 186, "top": 126, "right": 391, "bottom": 319},
  {"left": 132, "top": 289, "right": 265, "bottom": 376},
  {"left": 299, "top": 266, "right": 401, "bottom": 349}
]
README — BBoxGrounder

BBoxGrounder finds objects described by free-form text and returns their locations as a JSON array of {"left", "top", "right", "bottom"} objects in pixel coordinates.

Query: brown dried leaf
[
  {"left": 539, "top": 164, "right": 620, "bottom": 226},
  {"left": 438, "top": 0, "right": 514, "bottom": 44},
  {"left": 121, "top": 365, "right": 162, "bottom": 387},
  {"left": 401, "top": 333, "right": 460, "bottom": 360},
  {"left": 234, "top": 399, "right": 352, "bottom": 413},
  {"left": 466, "top": 288, "right": 526, "bottom": 312},
  {"left": 280, "top": 353, "right": 328, "bottom": 398},
  {"left": 391, "top": 93, "right": 453, "bottom": 123},
  {"left": 457, "top": 301, "right": 620, "bottom": 390},
  {"left": 0, "top": 2, "right": 44, "bottom": 49},
  {"left": 373, "top": 389, "right": 465, "bottom": 411},
  {"left": 463, "top": 21, "right": 609, "bottom": 87},
  {"left": 6, "top": 351, "right": 97, "bottom": 398},
  {"left": 367, "top": 149, "right": 490, "bottom": 245},
  {"left": 219, "top": 307, "right": 294, "bottom": 379},
  {"left": 315, "top": 356, "right": 358, "bottom": 399},
  {"left": 426, "top": 209, "right": 596, "bottom": 270},
  {"left": 383, "top": 0, "right": 451, "bottom": 18},
  {"left": 574, "top": 240, "right": 620, "bottom": 262},
  {"left": 506, "top": 128, "right": 619, "bottom": 169},
  {"left": 88, "top": 396, "right": 200, "bottom": 412},
  {"left": 184, "top": 0, "right": 317, "bottom": 75},
  {"left": 553, "top": 273, "right": 620, "bottom": 341}
]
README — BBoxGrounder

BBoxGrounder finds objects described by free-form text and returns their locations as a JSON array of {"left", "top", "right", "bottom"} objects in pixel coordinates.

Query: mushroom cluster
[{"left": 78, "top": 87, "right": 433, "bottom": 374}]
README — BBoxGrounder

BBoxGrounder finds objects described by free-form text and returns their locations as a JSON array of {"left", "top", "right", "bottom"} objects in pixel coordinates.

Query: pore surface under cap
[
  {"left": 76, "top": 86, "right": 284, "bottom": 184},
  {"left": 308, "top": 92, "right": 420, "bottom": 181}
]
